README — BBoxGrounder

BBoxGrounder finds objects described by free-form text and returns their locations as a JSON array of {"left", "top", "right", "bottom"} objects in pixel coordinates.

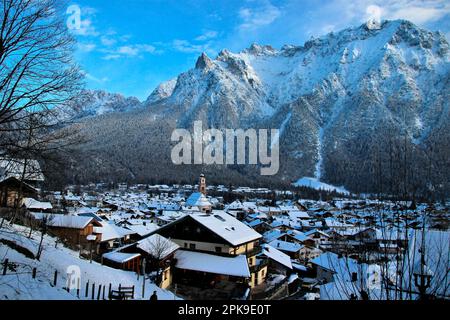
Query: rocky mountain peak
[
  {"left": 246, "top": 43, "right": 277, "bottom": 56},
  {"left": 195, "top": 52, "right": 214, "bottom": 70}
]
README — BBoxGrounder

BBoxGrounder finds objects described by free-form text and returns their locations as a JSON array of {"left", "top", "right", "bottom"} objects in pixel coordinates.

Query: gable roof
[
  {"left": 261, "top": 244, "right": 292, "bottom": 269},
  {"left": 94, "top": 222, "right": 136, "bottom": 242},
  {"left": 174, "top": 250, "right": 250, "bottom": 278},
  {"left": 268, "top": 239, "right": 303, "bottom": 253},
  {"left": 0, "top": 176, "right": 38, "bottom": 193},
  {"left": 21, "top": 198, "right": 52, "bottom": 210},
  {"left": 137, "top": 234, "right": 179, "bottom": 259},
  {"left": 47, "top": 215, "right": 96, "bottom": 229},
  {"left": 103, "top": 252, "right": 141, "bottom": 264},
  {"left": 185, "top": 192, "right": 211, "bottom": 207},
  {"left": 189, "top": 211, "right": 262, "bottom": 246}
]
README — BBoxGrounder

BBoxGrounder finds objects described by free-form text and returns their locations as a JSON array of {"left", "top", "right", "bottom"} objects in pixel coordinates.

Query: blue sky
[{"left": 68, "top": 0, "right": 450, "bottom": 100}]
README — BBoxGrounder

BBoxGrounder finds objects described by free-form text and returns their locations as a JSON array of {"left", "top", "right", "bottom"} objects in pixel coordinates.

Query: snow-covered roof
[
  {"left": 286, "top": 230, "right": 308, "bottom": 242},
  {"left": 102, "top": 252, "right": 141, "bottom": 263},
  {"left": 292, "top": 262, "right": 308, "bottom": 272},
  {"left": 47, "top": 215, "right": 94, "bottom": 229},
  {"left": 269, "top": 240, "right": 303, "bottom": 253},
  {"left": 21, "top": 198, "right": 53, "bottom": 210},
  {"left": 137, "top": 234, "right": 179, "bottom": 258},
  {"left": 305, "top": 229, "right": 330, "bottom": 238},
  {"left": 287, "top": 210, "right": 311, "bottom": 220},
  {"left": 311, "top": 252, "right": 358, "bottom": 275},
  {"left": 190, "top": 211, "right": 262, "bottom": 246},
  {"left": 94, "top": 222, "right": 136, "bottom": 242},
  {"left": 263, "top": 229, "right": 285, "bottom": 242},
  {"left": 325, "top": 218, "right": 354, "bottom": 228},
  {"left": 174, "top": 250, "right": 250, "bottom": 278},
  {"left": 126, "top": 223, "right": 159, "bottom": 237},
  {"left": 225, "top": 200, "right": 243, "bottom": 210},
  {"left": 261, "top": 244, "right": 292, "bottom": 269},
  {"left": 185, "top": 192, "right": 211, "bottom": 208},
  {"left": 247, "top": 219, "right": 264, "bottom": 227}
]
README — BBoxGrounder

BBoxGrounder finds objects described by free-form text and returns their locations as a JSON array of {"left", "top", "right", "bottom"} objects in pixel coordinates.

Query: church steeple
[{"left": 199, "top": 174, "right": 206, "bottom": 195}]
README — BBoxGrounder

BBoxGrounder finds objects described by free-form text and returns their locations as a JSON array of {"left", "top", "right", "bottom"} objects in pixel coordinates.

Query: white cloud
[
  {"left": 195, "top": 30, "right": 218, "bottom": 41},
  {"left": 335, "top": 0, "right": 450, "bottom": 26},
  {"left": 78, "top": 43, "right": 96, "bottom": 52},
  {"left": 85, "top": 73, "right": 109, "bottom": 83},
  {"left": 386, "top": 5, "right": 450, "bottom": 24},
  {"left": 238, "top": 1, "right": 281, "bottom": 31},
  {"left": 101, "top": 36, "right": 117, "bottom": 46},
  {"left": 118, "top": 46, "right": 140, "bottom": 56},
  {"left": 293, "top": 0, "right": 450, "bottom": 39},
  {"left": 102, "top": 54, "right": 121, "bottom": 61},
  {"left": 172, "top": 39, "right": 214, "bottom": 54},
  {"left": 102, "top": 44, "right": 158, "bottom": 60}
]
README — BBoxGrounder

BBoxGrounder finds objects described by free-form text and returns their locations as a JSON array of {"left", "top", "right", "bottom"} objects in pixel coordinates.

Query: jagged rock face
[
  {"left": 55, "top": 20, "right": 450, "bottom": 196},
  {"left": 145, "top": 79, "right": 177, "bottom": 105}
]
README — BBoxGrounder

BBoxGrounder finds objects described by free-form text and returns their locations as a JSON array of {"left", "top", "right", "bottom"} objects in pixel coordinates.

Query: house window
[
  {"left": 215, "top": 246, "right": 222, "bottom": 253},
  {"left": 189, "top": 243, "right": 196, "bottom": 250},
  {"left": 184, "top": 242, "right": 188, "bottom": 248}
]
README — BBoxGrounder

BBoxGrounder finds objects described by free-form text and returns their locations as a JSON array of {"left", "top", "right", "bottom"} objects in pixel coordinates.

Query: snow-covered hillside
[{"left": 0, "top": 224, "right": 178, "bottom": 300}]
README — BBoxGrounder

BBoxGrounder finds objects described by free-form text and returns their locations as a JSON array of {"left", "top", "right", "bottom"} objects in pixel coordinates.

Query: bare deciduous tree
[{"left": 0, "top": 0, "right": 83, "bottom": 128}]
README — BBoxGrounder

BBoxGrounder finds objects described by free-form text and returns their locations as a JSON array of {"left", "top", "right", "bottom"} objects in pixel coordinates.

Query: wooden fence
[{"left": 1, "top": 258, "right": 135, "bottom": 300}]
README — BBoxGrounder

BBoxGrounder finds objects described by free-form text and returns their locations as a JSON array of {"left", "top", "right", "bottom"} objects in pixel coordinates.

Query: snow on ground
[
  {"left": 0, "top": 224, "right": 179, "bottom": 300},
  {"left": 293, "top": 177, "right": 349, "bottom": 195}
]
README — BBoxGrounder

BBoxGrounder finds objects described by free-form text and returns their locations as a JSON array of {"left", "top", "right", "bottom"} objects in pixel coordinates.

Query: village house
[
  {"left": 44, "top": 215, "right": 103, "bottom": 249},
  {"left": 21, "top": 198, "right": 53, "bottom": 213},
  {"left": 155, "top": 211, "right": 267, "bottom": 288},
  {"left": 135, "top": 234, "right": 179, "bottom": 289},
  {"left": 93, "top": 221, "right": 136, "bottom": 254},
  {"left": 268, "top": 239, "right": 303, "bottom": 260},
  {"left": 102, "top": 251, "right": 142, "bottom": 274},
  {"left": 0, "top": 177, "right": 39, "bottom": 208},
  {"left": 260, "top": 244, "right": 293, "bottom": 276}
]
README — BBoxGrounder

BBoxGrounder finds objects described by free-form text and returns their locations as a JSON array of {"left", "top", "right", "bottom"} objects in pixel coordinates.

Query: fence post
[
  {"left": 3, "top": 259, "right": 8, "bottom": 275},
  {"left": 91, "top": 283, "right": 95, "bottom": 300},
  {"left": 85, "top": 280, "right": 89, "bottom": 298},
  {"left": 102, "top": 285, "right": 105, "bottom": 300},
  {"left": 97, "top": 284, "right": 102, "bottom": 300},
  {"left": 53, "top": 270, "right": 58, "bottom": 286},
  {"left": 66, "top": 272, "right": 71, "bottom": 292},
  {"left": 32, "top": 268, "right": 37, "bottom": 279},
  {"left": 108, "top": 283, "right": 112, "bottom": 299},
  {"left": 77, "top": 278, "right": 80, "bottom": 298}
]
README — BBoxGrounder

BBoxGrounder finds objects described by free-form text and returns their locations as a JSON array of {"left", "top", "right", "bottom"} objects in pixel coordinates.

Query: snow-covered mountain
[
  {"left": 62, "top": 90, "right": 142, "bottom": 120},
  {"left": 54, "top": 20, "right": 450, "bottom": 195},
  {"left": 147, "top": 20, "right": 448, "bottom": 129}
]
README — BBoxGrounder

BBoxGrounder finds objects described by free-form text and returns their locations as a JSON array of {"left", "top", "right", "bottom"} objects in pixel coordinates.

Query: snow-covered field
[
  {"left": 293, "top": 177, "right": 349, "bottom": 195},
  {"left": 0, "top": 224, "right": 179, "bottom": 300}
]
